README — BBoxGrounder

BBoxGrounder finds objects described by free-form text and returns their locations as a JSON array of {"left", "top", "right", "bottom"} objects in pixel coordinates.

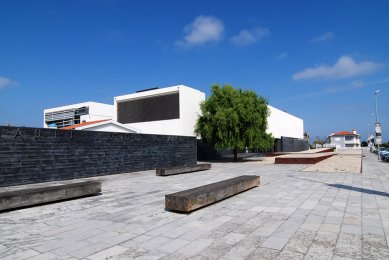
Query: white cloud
[
  {"left": 311, "top": 32, "right": 335, "bottom": 43},
  {"left": 276, "top": 52, "right": 288, "bottom": 60},
  {"left": 349, "top": 80, "right": 365, "bottom": 89},
  {"left": 0, "top": 76, "right": 13, "bottom": 89},
  {"left": 274, "top": 78, "right": 389, "bottom": 103},
  {"left": 176, "top": 15, "right": 224, "bottom": 47},
  {"left": 292, "top": 56, "right": 383, "bottom": 80},
  {"left": 230, "top": 27, "right": 270, "bottom": 46}
]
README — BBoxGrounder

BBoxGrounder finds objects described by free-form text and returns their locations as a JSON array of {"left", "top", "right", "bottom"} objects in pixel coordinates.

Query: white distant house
[
  {"left": 326, "top": 130, "right": 361, "bottom": 149},
  {"left": 114, "top": 85, "right": 205, "bottom": 136},
  {"left": 61, "top": 119, "right": 139, "bottom": 133},
  {"left": 44, "top": 102, "right": 114, "bottom": 129}
]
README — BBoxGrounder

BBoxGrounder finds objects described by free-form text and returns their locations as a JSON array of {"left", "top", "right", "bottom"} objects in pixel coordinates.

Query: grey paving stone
[
  {"left": 139, "top": 236, "right": 172, "bottom": 250},
  {"left": 2, "top": 249, "right": 41, "bottom": 260},
  {"left": 135, "top": 249, "right": 168, "bottom": 260},
  {"left": 222, "top": 241, "right": 258, "bottom": 259},
  {"left": 277, "top": 249, "right": 304, "bottom": 260},
  {"left": 341, "top": 224, "right": 362, "bottom": 235},
  {"left": 324, "top": 216, "right": 343, "bottom": 225},
  {"left": 343, "top": 213, "right": 362, "bottom": 225},
  {"left": 117, "top": 245, "right": 148, "bottom": 258},
  {"left": 68, "top": 242, "right": 112, "bottom": 258},
  {"left": 1, "top": 150, "right": 389, "bottom": 259},
  {"left": 246, "top": 247, "right": 280, "bottom": 260},
  {"left": 332, "top": 255, "right": 358, "bottom": 260},
  {"left": 319, "top": 223, "right": 341, "bottom": 233},
  {"left": 51, "top": 240, "right": 93, "bottom": 256},
  {"left": 220, "top": 232, "right": 246, "bottom": 245},
  {"left": 179, "top": 228, "right": 209, "bottom": 241},
  {"left": 28, "top": 252, "right": 72, "bottom": 260},
  {"left": 199, "top": 240, "right": 235, "bottom": 259},
  {"left": 334, "top": 233, "right": 361, "bottom": 259},
  {"left": 261, "top": 235, "right": 290, "bottom": 250},
  {"left": 34, "top": 238, "right": 75, "bottom": 253},
  {"left": 86, "top": 245, "right": 129, "bottom": 260},
  {"left": 284, "top": 229, "right": 316, "bottom": 254},
  {"left": 158, "top": 238, "right": 191, "bottom": 253},
  {"left": 305, "top": 214, "right": 325, "bottom": 223},
  {"left": 305, "top": 243, "right": 334, "bottom": 260},
  {"left": 300, "top": 220, "right": 320, "bottom": 231},
  {"left": 362, "top": 234, "right": 389, "bottom": 259},
  {"left": 177, "top": 239, "right": 213, "bottom": 257}
]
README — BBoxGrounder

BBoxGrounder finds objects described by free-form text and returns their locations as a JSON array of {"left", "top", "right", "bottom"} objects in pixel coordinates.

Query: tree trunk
[{"left": 233, "top": 148, "right": 238, "bottom": 162}]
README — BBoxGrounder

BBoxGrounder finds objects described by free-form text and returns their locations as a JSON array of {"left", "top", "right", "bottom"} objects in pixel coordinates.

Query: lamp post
[
  {"left": 370, "top": 113, "right": 374, "bottom": 142},
  {"left": 375, "top": 90, "right": 380, "bottom": 123},
  {"left": 375, "top": 90, "right": 380, "bottom": 159}
]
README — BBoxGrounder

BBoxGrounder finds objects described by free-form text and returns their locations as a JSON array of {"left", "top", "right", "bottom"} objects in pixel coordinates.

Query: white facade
[
  {"left": 42, "top": 86, "right": 304, "bottom": 140},
  {"left": 114, "top": 85, "right": 205, "bottom": 136},
  {"left": 44, "top": 102, "right": 114, "bottom": 128},
  {"left": 326, "top": 130, "right": 361, "bottom": 149},
  {"left": 267, "top": 105, "right": 304, "bottom": 139}
]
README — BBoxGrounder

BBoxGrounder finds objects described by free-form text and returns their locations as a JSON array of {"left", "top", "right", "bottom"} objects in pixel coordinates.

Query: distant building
[
  {"left": 44, "top": 102, "right": 114, "bottom": 129},
  {"left": 62, "top": 119, "right": 139, "bottom": 133},
  {"left": 326, "top": 130, "right": 361, "bottom": 149}
]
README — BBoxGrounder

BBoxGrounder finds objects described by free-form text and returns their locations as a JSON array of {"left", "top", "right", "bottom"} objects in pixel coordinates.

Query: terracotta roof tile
[
  {"left": 62, "top": 119, "right": 110, "bottom": 130},
  {"left": 333, "top": 131, "right": 354, "bottom": 135}
]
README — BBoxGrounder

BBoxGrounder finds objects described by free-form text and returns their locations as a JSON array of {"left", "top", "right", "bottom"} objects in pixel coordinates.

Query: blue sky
[{"left": 1, "top": 0, "right": 388, "bottom": 141}]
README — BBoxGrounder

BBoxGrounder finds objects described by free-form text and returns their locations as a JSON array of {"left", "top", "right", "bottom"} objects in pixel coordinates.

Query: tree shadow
[{"left": 327, "top": 183, "right": 389, "bottom": 197}]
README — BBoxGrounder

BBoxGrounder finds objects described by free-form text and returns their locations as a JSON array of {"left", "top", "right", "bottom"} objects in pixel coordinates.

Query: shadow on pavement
[{"left": 327, "top": 183, "right": 389, "bottom": 197}]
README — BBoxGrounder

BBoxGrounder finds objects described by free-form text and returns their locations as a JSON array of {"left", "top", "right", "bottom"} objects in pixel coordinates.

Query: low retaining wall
[
  {"left": 274, "top": 137, "right": 309, "bottom": 152},
  {"left": 0, "top": 126, "right": 197, "bottom": 187}
]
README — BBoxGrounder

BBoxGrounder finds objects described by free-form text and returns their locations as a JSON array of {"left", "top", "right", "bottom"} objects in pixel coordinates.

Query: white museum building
[{"left": 43, "top": 85, "right": 304, "bottom": 140}]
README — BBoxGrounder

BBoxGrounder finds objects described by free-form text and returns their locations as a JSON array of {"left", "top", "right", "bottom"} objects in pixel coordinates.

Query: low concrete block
[
  {"left": 0, "top": 181, "right": 101, "bottom": 211},
  {"left": 156, "top": 163, "right": 211, "bottom": 176},
  {"left": 165, "top": 175, "right": 260, "bottom": 212},
  {"left": 275, "top": 154, "right": 336, "bottom": 164}
]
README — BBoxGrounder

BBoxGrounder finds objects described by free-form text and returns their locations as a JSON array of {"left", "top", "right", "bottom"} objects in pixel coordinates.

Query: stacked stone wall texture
[
  {"left": 280, "top": 136, "right": 310, "bottom": 152},
  {"left": 0, "top": 126, "right": 196, "bottom": 187}
]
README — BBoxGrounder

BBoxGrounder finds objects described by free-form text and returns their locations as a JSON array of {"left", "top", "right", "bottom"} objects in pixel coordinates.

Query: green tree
[
  {"left": 313, "top": 136, "right": 326, "bottom": 147},
  {"left": 195, "top": 84, "right": 274, "bottom": 161}
]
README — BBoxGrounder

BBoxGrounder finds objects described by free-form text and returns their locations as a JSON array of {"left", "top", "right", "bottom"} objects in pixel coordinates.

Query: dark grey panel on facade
[
  {"left": 278, "top": 136, "right": 309, "bottom": 152},
  {"left": 0, "top": 126, "right": 196, "bottom": 187},
  {"left": 117, "top": 92, "right": 180, "bottom": 124}
]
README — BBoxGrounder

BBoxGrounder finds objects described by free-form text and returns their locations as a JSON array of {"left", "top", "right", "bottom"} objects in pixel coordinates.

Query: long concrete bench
[
  {"left": 156, "top": 163, "right": 211, "bottom": 176},
  {"left": 275, "top": 153, "right": 336, "bottom": 164},
  {"left": 0, "top": 180, "right": 101, "bottom": 212},
  {"left": 165, "top": 175, "right": 260, "bottom": 212}
]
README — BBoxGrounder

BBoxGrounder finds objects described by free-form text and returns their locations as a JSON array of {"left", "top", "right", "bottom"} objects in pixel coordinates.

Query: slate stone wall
[
  {"left": 279, "top": 136, "right": 309, "bottom": 152},
  {"left": 0, "top": 126, "right": 197, "bottom": 187}
]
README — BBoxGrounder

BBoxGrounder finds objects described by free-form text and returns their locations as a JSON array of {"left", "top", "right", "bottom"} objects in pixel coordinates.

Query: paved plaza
[{"left": 1, "top": 150, "right": 389, "bottom": 259}]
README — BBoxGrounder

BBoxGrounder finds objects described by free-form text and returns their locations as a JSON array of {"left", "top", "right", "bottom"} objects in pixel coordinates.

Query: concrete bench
[
  {"left": 165, "top": 175, "right": 260, "bottom": 212},
  {"left": 156, "top": 163, "right": 211, "bottom": 176},
  {"left": 0, "top": 181, "right": 101, "bottom": 212}
]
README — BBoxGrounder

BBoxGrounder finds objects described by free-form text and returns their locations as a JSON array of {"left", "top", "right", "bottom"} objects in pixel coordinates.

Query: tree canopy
[{"left": 195, "top": 84, "right": 274, "bottom": 161}]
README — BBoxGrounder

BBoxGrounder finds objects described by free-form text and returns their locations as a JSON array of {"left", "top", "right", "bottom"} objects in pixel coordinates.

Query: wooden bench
[
  {"left": 0, "top": 180, "right": 101, "bottom": 212},
  {"left": 156, "top": 163, "right": 211, "bottom": 176},
  {"left": 165, "top": 175, "right": 260, "bottom": 212}
]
